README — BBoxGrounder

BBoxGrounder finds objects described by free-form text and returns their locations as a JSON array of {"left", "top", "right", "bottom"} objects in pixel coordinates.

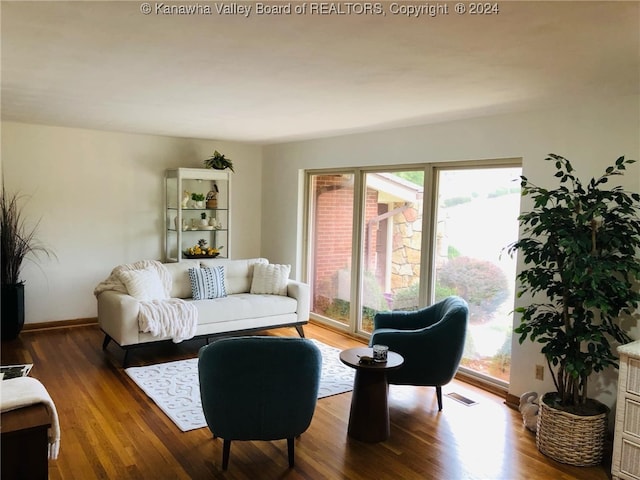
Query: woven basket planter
[{"left": 536, "top": 393, "right": 609, "bottom": 467}]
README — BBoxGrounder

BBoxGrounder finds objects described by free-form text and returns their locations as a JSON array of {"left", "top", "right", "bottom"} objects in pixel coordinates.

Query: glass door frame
[
  {"left": 303, "top": 169, "right": 361, "bottom": 336},
  {"left": 428, "top": 159, "right": 522, "bottom": 391},
  {"left": 303, "top": 165, "right": 435, "bottom": 340},
  {"left": 303, "top": 157, "right": 521, "bottom": 381}
]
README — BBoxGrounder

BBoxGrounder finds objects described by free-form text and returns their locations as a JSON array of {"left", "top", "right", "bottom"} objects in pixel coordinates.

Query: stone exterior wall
[{"left": 390, "top": 203, "right": 422, "bottom": 292}]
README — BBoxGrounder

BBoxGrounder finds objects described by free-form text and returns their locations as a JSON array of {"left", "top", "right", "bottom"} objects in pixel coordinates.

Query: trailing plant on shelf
[
  {"left": 507, "top": 154, "right": 640, "bottom": 413},
  {"left": 204, "top": 150, "right": 234, "bottom": 172}
]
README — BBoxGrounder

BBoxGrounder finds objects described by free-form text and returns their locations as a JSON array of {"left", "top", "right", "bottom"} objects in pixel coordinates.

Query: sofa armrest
[
  {"left": 96, "top": 291, "right": 141, "bottom": 346},
  {"left": 286, "top": 280, "right": 310, "bottom": 323}
]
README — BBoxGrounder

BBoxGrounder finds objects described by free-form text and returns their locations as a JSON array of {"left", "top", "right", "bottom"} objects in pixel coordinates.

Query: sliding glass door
[
  {"left": 305, "top": 161, "right": 520, "bottom": 386},
  {"left": 307, "top": 173, "right": 356, "bottom": 330},
  {"left": 307, "top": 170, "right": 426, "bottom": 334},
  {"left": 432, "top": 167, "right": 521, "bottom": 385},
  {"left": 359, "top": 171, "right": 425, "bottom": 333}
]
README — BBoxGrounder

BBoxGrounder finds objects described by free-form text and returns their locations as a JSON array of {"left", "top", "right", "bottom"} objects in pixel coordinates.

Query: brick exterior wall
[
  {"left": 313, "top": 175, "right": 354, "bottom": 303},
  {"left": 312, "top": 174, "right": 422, "bottom": 312}
]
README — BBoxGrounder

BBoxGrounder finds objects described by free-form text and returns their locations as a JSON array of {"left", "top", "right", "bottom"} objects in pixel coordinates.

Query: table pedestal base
[{"left": 348, "top": 369, "right": 390, "bottom": 442}]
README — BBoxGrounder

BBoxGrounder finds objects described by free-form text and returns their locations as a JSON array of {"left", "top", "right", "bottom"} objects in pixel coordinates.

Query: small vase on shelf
[{"left": 206, "top": 188, "right": 218, "bottom": 209}]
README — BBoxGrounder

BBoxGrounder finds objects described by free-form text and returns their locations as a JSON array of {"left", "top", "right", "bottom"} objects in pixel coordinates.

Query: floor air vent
[{"left": 446, "top": 392, "right": 478, "bottom": 406}]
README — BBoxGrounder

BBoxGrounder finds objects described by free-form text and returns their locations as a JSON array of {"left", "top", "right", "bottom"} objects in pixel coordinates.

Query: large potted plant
[
  {"left": 1, "top": 188, "right": 54, "bottom": 340},
  {"left": 508, "top": 154, "right": 640, "bottom": 466}
]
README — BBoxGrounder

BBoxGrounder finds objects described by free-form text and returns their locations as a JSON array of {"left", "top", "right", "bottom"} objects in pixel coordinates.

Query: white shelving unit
[
  {"left": 164, "top": 168, "right": 230, "bottom": 262},
  {"left": 612, "top": 339, "right": 640, "bottom": 480}
]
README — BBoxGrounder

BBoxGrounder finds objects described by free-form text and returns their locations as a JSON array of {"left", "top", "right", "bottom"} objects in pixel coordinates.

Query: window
[
  {"left": 432, "top": 166, "right": 521, "bottom": 386},
  {"left": 305, "top": 161, "right": 520, "bottom": 386},
  {"left": 307, "top": 173, "right": 355, "bottom": 331},
  {"left": 360, "top": 171, "right": 425, "bottom": 334}
]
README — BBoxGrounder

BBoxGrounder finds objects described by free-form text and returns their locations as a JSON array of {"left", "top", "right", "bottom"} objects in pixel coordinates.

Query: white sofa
[{"left": 97, "top": 258, "right": 309, "bottom": 364}]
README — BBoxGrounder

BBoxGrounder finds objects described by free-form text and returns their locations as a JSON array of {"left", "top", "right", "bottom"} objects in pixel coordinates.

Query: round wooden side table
[{"left": 339, "top": 347, "right": 404, "bottom": 443}]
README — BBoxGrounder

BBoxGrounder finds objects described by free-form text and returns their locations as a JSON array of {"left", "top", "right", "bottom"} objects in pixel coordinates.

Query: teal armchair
[
  {"left": 198, "top": 336, "right": 322, "bottom": 470},
  {"left": 369, "top": 296, "right": 469, "bottom": 411}
]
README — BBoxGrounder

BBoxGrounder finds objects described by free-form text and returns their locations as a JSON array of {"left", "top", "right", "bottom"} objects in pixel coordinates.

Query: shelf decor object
[
  {"left": 204, "top": 150, "right": 234, "bottom": 172},
  {"left": 183, "top": 239, "right": 221, "bottom": 259},
  {"left": 164, "top": 168, "right": 230, "bottom": 262}
]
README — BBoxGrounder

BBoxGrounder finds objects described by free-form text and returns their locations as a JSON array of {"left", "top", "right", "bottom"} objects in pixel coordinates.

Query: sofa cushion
[
  {"left": 200, "top": 258, "right": 268, "bottom": 294},
  {"left": 118, "top": 268, "right": 168, "bottom": 301},
  {"left": 189, "top": 266, "right": 227, "bottom": 300},
  {"left": 192, "top": 293, "right": 298, "bottom": 324},
  {"left": 250, "top": 263, "right": 291, "bottom": 295},
  {"left": 163, "top": 260, "right": 201, "bottom": 298}
]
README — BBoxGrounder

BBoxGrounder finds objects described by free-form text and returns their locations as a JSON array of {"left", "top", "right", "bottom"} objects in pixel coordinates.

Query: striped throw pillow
[{"left": 188, "top": 266, "right": 227, "bottom": 300}]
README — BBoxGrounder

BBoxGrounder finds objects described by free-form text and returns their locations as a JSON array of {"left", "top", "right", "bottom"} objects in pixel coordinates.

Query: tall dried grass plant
[{"left": 1, "top": 187, "right": 54, "bottom": 286}]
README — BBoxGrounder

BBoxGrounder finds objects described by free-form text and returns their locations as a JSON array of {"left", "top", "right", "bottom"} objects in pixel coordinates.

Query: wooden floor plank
[{"left": 1, "top": 323, "right": 611, "bottom": 479}]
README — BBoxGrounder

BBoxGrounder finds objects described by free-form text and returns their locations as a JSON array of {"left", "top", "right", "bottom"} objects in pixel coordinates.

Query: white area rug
[{"left": 125, "top": 339, "right": 355, "bottom": 432}]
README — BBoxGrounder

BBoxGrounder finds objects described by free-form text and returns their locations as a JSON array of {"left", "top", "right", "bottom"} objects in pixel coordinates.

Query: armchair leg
[
  {"left": 222, "top": 439, "right": 231, "bottom": 470},
  {"left": 102, "top": 334, "right": 112, "bottom": 350},
  {"left": 295, "top": 325, "right": 305, "bottom": 338},
  {"left": 287, "top": 438, "right": 295, "bottom": 468},
  {"left": 436, "top": 386, "right": 443, "bottom": 411}
]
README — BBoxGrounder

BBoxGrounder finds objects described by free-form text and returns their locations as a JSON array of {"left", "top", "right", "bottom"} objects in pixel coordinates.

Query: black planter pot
[{"left": 1, "top": 283, "right": 25, "bottom": 341}]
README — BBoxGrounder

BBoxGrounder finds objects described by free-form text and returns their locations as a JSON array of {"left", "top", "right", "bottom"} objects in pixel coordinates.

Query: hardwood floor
[{"left": 1, "top": 323, "right": 612, "bottom": 479}]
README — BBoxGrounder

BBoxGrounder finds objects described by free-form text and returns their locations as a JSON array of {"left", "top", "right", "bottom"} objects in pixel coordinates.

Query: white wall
[
  {"left": 2, "top": 95, "right": 638, "bottom": 409},
  {"left": 262, "top": 94, "right": 640, "bottom": 406},
  {"left": 1, "top": 122, "right": 262, "bottom": 325}
]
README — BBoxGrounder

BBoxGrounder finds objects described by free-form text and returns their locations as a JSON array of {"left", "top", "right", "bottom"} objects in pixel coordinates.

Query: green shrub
[{"left": 437, "top": 256, "right": 508, "bottom": 322}]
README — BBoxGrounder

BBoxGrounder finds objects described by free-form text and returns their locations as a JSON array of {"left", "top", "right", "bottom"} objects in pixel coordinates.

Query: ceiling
[{"left": 2, "top": 1, "right": 639, "bottom": 144}]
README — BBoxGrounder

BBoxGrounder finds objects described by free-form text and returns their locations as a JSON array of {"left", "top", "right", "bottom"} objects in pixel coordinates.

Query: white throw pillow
[
  {"left": 118, "top": 268, "right": 168, "bottom": 301},
  {"left": 189, "top": 266, "right": 227, "bottom": 300},
  {"left": 163, "top": 260, "right": 201, "bottom": 298},
  {"left": 250, "top": 263, "right": 291, "bottom": 296}
]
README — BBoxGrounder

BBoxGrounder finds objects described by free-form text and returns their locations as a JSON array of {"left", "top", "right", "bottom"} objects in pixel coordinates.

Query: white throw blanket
[
  {"left": 1, "top": 377, "right": 61, "bottom": 459},
  {"left": 94, "top": 260, "right": 197, "bottom": 343},
  {"left": 138, "top": 299, "right": 198, "bottom": 342}
]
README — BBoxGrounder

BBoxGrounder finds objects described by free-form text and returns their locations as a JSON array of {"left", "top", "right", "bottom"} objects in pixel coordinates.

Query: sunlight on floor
[{"left": 387, "top": 382, "right": 527, "bottom": 479}]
